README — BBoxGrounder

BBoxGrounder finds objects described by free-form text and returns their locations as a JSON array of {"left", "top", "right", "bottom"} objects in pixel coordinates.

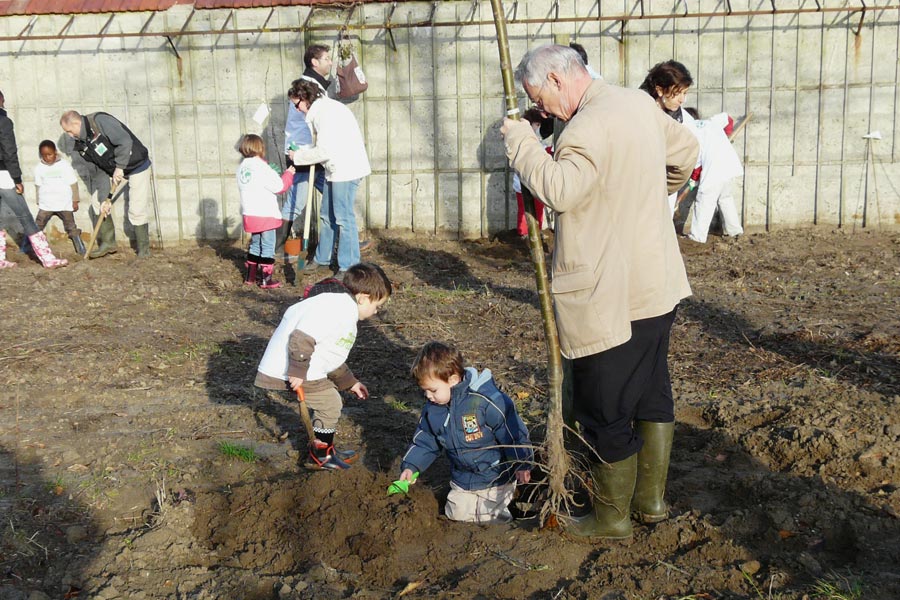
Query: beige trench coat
[{"left": 504, "top": 80, "right": 699, "bottom": 359}]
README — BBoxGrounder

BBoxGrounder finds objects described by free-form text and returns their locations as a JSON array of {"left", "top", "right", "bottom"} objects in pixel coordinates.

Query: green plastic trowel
[{"left": 387, "top": 472, "right": 419, "bottom": 496}]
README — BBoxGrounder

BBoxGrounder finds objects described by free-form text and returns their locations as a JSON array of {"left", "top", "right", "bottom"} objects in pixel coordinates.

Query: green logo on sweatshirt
[{"left": 336, "top": 333, "right": 356, "bottom": 350}]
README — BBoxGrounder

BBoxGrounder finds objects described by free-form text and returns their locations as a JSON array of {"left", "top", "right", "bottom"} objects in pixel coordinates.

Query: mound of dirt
[{"left": 0, "top": 228, "right": 898, "bottom": 599}]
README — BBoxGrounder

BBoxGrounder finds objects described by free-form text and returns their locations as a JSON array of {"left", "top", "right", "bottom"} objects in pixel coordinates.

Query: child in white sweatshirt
[
  {"left": 236, "top": 134, "right": 294, "bottom": 288},
  {"left": 683, "top": 107, "right": 744, "bottom": 243}
]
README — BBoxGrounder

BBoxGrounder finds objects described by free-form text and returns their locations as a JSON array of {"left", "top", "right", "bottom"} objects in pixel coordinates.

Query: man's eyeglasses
[
  {"left": 529, "top": 80, "right": 550, "bottom": 111},
  {"left": 292, "top": 98, "right": 302, "bottom": 110}
]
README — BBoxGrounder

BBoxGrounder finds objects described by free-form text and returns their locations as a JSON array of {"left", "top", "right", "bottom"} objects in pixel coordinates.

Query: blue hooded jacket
[{"left": 400, "top": 367, "right": 533, "bottom": 491}]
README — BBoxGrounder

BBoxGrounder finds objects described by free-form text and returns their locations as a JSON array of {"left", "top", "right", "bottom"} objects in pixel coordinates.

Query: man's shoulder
[
  {"left": 92, "top": 112, "right": 125, "bottom": 131},
  {"left": 91, "top": 111, "right": 118, "bottom": 120},
  {"left": 585, "top": 81, "right": 653, "bottom": 110},
  {"left": 569, "top": 82, "right": 657, "bottom": 137}
]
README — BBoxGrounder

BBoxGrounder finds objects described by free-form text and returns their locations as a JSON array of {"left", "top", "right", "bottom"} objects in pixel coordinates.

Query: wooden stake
[{"left": 488, "top": 0, "right": 570, "bottom": 522}]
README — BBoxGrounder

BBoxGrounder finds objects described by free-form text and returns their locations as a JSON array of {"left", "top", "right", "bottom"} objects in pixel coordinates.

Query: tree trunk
[{"left": 488, "top": 0, "right": 570, "bottom": 522}]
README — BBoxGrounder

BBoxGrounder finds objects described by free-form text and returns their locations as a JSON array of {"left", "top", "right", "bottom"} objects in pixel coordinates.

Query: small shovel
[
  {"left": 387, "top": 471, "right": 419, "bottom": 496},
  {"left": 299, "top": 163, "right": 316, "bottom": 268}
]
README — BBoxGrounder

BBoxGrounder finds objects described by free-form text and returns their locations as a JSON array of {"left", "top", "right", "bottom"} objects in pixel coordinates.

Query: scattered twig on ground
[
  {"left": 193, "top": 429, "right": 249, "bottom": 440},
  {"left": 490, "top": 548, "right": 549, "bottom": 571},
  {"left": 150, "top": 478, "right": 169, "bottom": 529},
  {"left": 656, "top": 559, "right": 691, "bottom": 576},
  {"left": 0, "top": 342, "right": 80, "bottom": 363},
  {"left": 397, "top": 579, "right": 425, "bottom": 597},
  {"left": 25, "top": 531, "right": 49, "bottom": 560}
]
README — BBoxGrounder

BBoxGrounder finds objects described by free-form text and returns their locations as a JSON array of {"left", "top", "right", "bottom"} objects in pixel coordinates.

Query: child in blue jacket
[{"left": 398, "top": 341, "right": 533, "bottom": 523}]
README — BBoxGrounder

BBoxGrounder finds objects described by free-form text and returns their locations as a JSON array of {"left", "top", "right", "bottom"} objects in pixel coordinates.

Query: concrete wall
[{"left": 1, "top": 0, "right": 898, "bottom": 244}]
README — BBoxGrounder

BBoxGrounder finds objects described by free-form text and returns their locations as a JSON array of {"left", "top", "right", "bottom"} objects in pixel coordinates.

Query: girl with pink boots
[
  {"left": 236, "top": 134, "right": 294, "bottom": 289},
  {"left": 0, "top": 89, "right": 67, "bottom": 270},
  {"left": 0, "top": 198, "right": 68, "bottom": 270},
  {"left": 0, "top": 225, "right": 68, "bottom": 270}
]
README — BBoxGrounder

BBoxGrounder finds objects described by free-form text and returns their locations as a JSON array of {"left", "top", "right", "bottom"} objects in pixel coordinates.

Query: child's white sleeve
[
  {"left": 710, "top": 113, "right": 729, "bottom": 130},
  {"left": 262, "top": 164, "right": 287, "bottom": 194}
]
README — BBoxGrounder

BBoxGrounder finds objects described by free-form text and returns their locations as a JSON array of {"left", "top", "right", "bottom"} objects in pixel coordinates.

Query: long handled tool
[
  {"left": 84, "top": 179, "right": 126, "bottom": 259},
  {"left": 299, "top": 163, "right": 317, "bottom": 268},
  {"left": 296, "top": 386, "right": 316, "bottom": 444},
  {"left": 149, "top": 166, "right": 164, "bottom": 250}
]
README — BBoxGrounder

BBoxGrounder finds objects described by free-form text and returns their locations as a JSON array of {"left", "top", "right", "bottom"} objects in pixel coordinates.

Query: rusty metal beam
[
  {"left": 855, "top": 0, "right": 867, "bottom": 36},
  {"left": 1, "top": 4, "right": 898, "bottom": 42},
  {"left": 385, "top": 1, "right": 398, "bottom": 52},
  {"left": 58, "top": 15, "right": 74, "bottom": 37}
]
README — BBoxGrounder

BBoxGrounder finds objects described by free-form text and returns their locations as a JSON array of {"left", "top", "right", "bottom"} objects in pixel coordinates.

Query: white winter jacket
[
  {"left": 237, "top": 156, "right": 285, "bottom": 219},
  {"left": 290, "top": 97, "right": 371, "bottom": 183},
  {"left": 692, "top": 113, "right": 744, "bottom": 186}
]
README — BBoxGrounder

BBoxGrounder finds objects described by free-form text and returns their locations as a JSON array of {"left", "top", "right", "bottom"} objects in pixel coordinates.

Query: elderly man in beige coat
[{"left": 501, "top": 45, "right": 699, "bottom": 540}]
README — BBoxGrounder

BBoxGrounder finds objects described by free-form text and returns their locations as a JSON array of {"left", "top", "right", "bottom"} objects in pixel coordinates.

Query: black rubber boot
[
  {"left": 308, "top": 440, "right": 352, "bottom": 471},
  {"left": 244, "top": 253, "right": 260, "bottom": 286},
  {"left": 632, "top": 421, "right": 675, "bottom": 523},
  {"left": 70, "top": 233, "right": 87, "bottom": 257},
  {"left": 134, "top": 224, "right": 151, "bottom": 258},
  {"left": 565, "top": 454, "right": 637, "bottom": 540},
  {"left": 90, "top": 216, "right": 117, "bottom": 259}
]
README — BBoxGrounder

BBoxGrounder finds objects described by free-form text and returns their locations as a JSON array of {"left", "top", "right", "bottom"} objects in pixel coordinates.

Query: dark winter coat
[
  {"left": 72, "top": 112, "right": 150, "bottom": 178},
  {"left": 0, "top": 108, "right": 22, "bottom": 185},
  {"left": 400, "top": 368, "right": 533, "bottom": 491}
]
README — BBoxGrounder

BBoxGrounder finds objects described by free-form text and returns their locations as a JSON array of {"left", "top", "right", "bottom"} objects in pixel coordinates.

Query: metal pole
[
  {"left": 4, "top": 5, "right": 896, "bottom": 43},
  {"left": 150, "top": 167, "right": 164, "bottom": 249}
]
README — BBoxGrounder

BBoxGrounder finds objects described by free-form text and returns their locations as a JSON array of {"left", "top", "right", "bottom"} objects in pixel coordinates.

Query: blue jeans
[
  {"left": 313, "top": 179, "right": 361, "bottom": 270},
  {"left": 0, "top": 188, "right": 39, "bottom": 238},
  {"left": 249, "top": 229, "right": 276, "bottom": 259},
  {"left": 282, "top": 167, "right": 326, "bottom": 223}
]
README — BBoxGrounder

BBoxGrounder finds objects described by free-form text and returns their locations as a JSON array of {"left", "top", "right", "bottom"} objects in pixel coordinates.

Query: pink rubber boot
[
  {"left": 0, "top": 229, "right": 16, "bottom": 269},
  {"left": 257, "top": 263, "right": 282, "bottom": 289},
  {"left": 28, "top": 231, "right": 68, "bottom": 269}
]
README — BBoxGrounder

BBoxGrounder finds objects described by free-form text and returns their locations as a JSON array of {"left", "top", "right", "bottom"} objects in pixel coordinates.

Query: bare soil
[{"left": 0, "top": 227, "right": 898, "bottom": 600}]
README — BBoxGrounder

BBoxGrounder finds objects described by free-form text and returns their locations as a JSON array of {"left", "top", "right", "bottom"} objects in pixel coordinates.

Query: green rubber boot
[
  {"left": 632, "top": 420, "right": 675, "bottom": 523},
  {"left": 134, "top": 223, "right": 151, "bottom": 258},
  {"left": 565, "top": 454, "right": 636, "bottom": 540},
  {"left": 90, "top": 216, "right": 117, "bottom": 259}
]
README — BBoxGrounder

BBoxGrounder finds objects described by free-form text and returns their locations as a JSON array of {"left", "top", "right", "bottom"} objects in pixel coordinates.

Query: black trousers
[{"left": 572, "top": 308, "right": 677, "bottom": 463}]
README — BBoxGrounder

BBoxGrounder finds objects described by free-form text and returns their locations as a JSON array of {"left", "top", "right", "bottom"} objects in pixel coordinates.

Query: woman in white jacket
[{"left": 288, "top": 79, "right": 371, "bottom": 274}]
